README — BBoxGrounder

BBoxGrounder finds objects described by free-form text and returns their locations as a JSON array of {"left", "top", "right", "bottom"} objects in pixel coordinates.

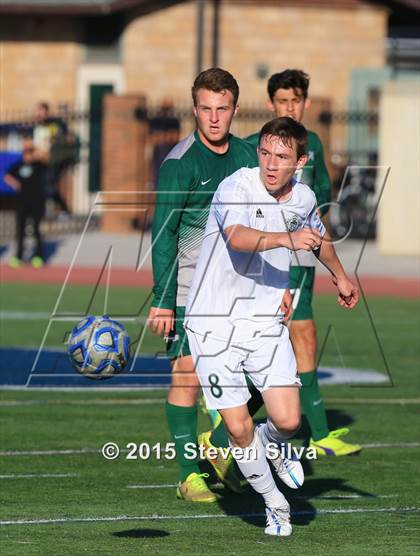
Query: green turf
[{"left": 0, "top": 284, "right": 419, "bottom": 554}]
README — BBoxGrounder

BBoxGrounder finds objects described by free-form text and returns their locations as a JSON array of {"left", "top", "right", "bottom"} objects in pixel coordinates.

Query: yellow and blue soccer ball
[{"left": 67, "top": 315, "right": 131, "bottom": 379}]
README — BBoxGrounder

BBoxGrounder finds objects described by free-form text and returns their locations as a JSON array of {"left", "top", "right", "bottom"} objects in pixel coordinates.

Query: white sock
[
  {"left": 230, "top": 431, "right": 288, "bottom": 509},
  {"left": 258, "top": 418, "right": 288, "bottom": 447}
]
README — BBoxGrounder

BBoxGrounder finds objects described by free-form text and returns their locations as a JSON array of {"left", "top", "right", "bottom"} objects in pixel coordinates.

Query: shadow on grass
[
  {"left": 112, "top": 529, "right": 170, "bottom": 539},
  {"left": 199, "top": 431, "right": 372, "bottom": 531},
  {"left": 294, "top": 409, "right": 356, "bottom": 441}
]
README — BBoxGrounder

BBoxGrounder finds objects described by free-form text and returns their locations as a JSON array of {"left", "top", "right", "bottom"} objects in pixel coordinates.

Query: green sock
[
  {"left": 165, "top": 401, "right": 200, "bottom": 482},
  {"left": 210, "top": 418, "right": 230, "bottom": 448},
  {"left": 299, "top": 370, "right": 329, "bottom": 441}
]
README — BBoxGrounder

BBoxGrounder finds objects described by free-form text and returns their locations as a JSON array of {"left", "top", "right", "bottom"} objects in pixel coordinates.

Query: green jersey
[
  {"left": 246, "top": 129, "right": 331, "bottom": 215},
  {"left": 152, "top": 130, "right": 258, "bottom": 310}
]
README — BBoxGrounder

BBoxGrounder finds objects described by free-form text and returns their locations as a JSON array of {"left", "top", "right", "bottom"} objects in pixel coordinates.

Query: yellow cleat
[
  {"left": 198, "top": 431, "right": 243, "bottom": 493},
  {"left": 31, "top": 256, "right": 44, "bottom": 269},
  {"left": 9, "top": 257, "right": 23, "bottom": 269},
  {"left": 176, "top": 472, "right": 216, "bottom": 503},
  {"left": 310, "top": 428, "right": 362, "bottom": 456}
]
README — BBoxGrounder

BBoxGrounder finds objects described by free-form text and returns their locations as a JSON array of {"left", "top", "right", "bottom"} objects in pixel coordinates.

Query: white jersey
[{"left": 185, "top": 167, "right": 325, "bottom": 341}]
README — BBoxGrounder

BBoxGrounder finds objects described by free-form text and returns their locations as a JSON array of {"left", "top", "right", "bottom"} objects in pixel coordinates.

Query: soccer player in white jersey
[{"left": 184, "top": 117, "right": 359, "bottom": 537}]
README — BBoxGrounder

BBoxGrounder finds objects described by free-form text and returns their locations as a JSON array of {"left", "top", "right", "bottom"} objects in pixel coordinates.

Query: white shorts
[{"left": 185, "top": 323, "right": 300, "bottom": 410}]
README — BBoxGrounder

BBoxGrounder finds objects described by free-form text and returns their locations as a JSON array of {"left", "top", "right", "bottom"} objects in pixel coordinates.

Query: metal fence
[{"left": 0, "top": 103, "right": 379, "bottom": 239}]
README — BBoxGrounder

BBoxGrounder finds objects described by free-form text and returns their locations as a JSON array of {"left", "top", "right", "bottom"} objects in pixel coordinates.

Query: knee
[
  {"left": 226, "top": 415, "right": 254, "bottom": 447},
  {"left": 271, "top": 414, "right": 301, "bottom": 439}
]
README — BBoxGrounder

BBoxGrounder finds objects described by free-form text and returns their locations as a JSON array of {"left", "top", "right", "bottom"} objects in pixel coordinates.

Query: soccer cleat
[
  {"left": 255, "top": 424, "right": 304, "bottom": 489},
  {"left": 31, "top": 256, "right": 44, "bottom": 269},
  {"left": 310, "top": 427, "right": 362, "bottom": 456},
  {"left": 197, "top": 431, "right": 243, "bottom": 493},
  {"left": 264, "top": 505, "right": 292, "bottom": 537},
  {"left": 176, "top": 472, "right": 216, "bottom": 503},
  {"left": 9, "top": 257, "right": 23, "bottom": 269}
]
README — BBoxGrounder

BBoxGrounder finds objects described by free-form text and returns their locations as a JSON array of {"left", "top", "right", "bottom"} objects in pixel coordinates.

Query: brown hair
[
  {"left": 192, "top": 68, "right": 239, "bottom": 106},
  {"left": 268, "top": 69, "right": 310, "bottom": 101},
  {"left": 259, "top": 117, "right": 308, "bottom": 159}
]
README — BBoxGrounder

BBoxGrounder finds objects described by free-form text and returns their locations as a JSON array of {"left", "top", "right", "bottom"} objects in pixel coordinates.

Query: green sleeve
[
  {"left": 312, "top": 133, "right": 332, "bottom": 216},
  {"left": 151, "top": 159, "right": 189, "bottom": 310}
]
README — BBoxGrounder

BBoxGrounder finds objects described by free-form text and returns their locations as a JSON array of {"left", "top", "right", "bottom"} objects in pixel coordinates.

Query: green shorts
[
  {"left": 289, "top": 266, "right": 315, "bottom": 321},
  {"left": 166, "top": 306, "right": 191, "bottom": 360}
]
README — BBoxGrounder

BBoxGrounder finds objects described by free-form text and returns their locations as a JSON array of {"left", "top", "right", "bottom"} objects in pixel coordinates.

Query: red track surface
[{"left": 0, "top": 264, "right": 419, "bottom": 298}]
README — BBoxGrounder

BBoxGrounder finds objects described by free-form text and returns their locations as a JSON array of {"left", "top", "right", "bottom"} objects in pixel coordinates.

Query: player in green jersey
[
  {"left": 147, "top": 68, "right": 262, "bottom": 501},
  {"left": 246, "top": 70, "right": 361, "bottom": 456}
]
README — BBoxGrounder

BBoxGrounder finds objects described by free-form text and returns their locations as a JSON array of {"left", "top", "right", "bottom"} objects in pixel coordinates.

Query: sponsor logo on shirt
[
  {"left": 286, "top": 214, "right": 301, "bottom": 232},
  {"left": 256, "top": 208, "right": 264, "bottom": 218}
]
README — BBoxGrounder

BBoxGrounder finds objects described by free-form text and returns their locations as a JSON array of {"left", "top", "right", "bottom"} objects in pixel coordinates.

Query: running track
[{"left": 1, "top": 264, "right": 418, "bottom": 298}]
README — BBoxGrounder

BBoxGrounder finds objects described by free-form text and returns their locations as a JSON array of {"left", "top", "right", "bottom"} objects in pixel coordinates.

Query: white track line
[
  {"left": 0, "top": 507, "right": 417, "bottom": 526},
  {"left": 361, "top": 442, "right": 420, "bottom": 449},
  {"left": 127, "top": 484, "right": 176, "bottom": 489},
  {"left": 0, "top": 311, "right": 51, "bottom": 320},
  {"left": 0, "top": 473, "right": 78, "bottom": 479},
  {"left": 1, "top": 442, "right": 419, "bottom": 458},
  {"left": 125, "top": 485, "right": 397, "bottom": 499},
  {"left": 324, "top": 398, "right": 420, "bottom": 405},
  {"left": 1, "top": 397, "right": 419, "bottom": 405},
  {"left": 0, "top": 398, "right": 165, "bottom": 406},
  {"left": 0, "top": 449, "right": 98, "bottom": 456}
]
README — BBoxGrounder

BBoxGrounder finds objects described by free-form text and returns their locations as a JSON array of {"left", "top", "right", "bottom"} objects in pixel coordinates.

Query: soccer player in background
[
  {"left": 247, "top": 70, "right": 361, "bottom": 456},
  {"left": 185, "top": 117, "right": 359, "bottom": 536},
  {"left": 147, "top": 68, "right": 260, "bottom": 501},
  {"left": 5, "top": 139, "right": 48, "bottom": 268}
]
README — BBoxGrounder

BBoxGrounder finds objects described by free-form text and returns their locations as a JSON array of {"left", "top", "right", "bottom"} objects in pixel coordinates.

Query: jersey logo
[
  {"left": 286, "top": 214, "right": 301, "bottom": 232},
  {"left": 308, "top": 150, "right": 315, "bottom": 161},
  {"left": 201, "top": 178, "right": 212, "bottom": 185},
  {"left": 256, "top": 208, "right": 264, "bottom": 218}
]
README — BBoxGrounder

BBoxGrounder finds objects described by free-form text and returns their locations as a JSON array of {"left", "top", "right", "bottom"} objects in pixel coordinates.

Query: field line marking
[
  {"left": 0, "top": 311, "right": 148, "bottom": 323},
  {"left": 361, "top": 442, "right": 420, "bottom": 449},
  {"left": 127, "top": 484, "right": 176, "bottom": 489},
  {"left": 0, "top": 473, "right": 78, "bottom": 479},
  {"left": 0, "top": 507, "right": 418, "bottom": 526},
  {"left": 1, "top": 442, "right": 419, "bottom": 457},
  {"left": 1, "top": 397, "right": 420, "bottom": 406},
  {"left": 125, "top": 485, "right": 397, "bottom": 499},
  {"left": 0, "top": 398, "right": 166, "bottom": 406},
  {"left": 324, "top": 398, "right": 420, "bottom": 405},
  {"left": 0, "top": 449, "right": 98, "bottom": 456}
]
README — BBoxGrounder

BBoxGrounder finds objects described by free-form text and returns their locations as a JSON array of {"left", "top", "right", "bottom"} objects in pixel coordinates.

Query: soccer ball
[{"left": 67, "top": 315, "right": 131, "bottom": 379}]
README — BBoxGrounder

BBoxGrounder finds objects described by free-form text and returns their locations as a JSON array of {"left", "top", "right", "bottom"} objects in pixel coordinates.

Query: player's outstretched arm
[
  {"left": 224, "top": 224, "right": 322, "bottom": 252},
  {"left": 315, "top": 232, "right": 359, "bottom": 309}
]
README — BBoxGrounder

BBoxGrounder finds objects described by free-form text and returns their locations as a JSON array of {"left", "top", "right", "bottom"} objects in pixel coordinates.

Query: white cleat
[
  {"left": 256, "top": 424, "right": 304, "bottom": 489},
  {"left": 264, "top": 505, "right": 292, "bottom": 537}
]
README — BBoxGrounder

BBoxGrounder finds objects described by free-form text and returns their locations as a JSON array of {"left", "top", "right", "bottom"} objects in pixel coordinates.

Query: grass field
[{"left": 0, "top": 284, "right": 419, "bottom": 555}]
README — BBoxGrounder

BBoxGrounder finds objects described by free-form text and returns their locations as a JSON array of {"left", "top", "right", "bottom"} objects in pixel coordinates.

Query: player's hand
[
  {"left": 147, "top": 307, "right": 174, "bottom": 338},
  {"left": 286, "top": 228, "right": 322, "bottom": 251},
  {"left": 333, "top": 275, "right": 359, "bottom": 309},
  {"left": 280, "top": 288, "right": 293, "bottom": 324}
]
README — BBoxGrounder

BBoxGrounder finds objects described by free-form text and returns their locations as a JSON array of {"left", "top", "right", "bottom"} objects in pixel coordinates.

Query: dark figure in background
[
  {"left": 149, "top": 98, "right": 180, "bottom": 188},
  {"left": 33, "top": 102, "right": 72, "bottom": 215},
  {"left": 4, "top": 140, "right": 48, "bottom": 268}
]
